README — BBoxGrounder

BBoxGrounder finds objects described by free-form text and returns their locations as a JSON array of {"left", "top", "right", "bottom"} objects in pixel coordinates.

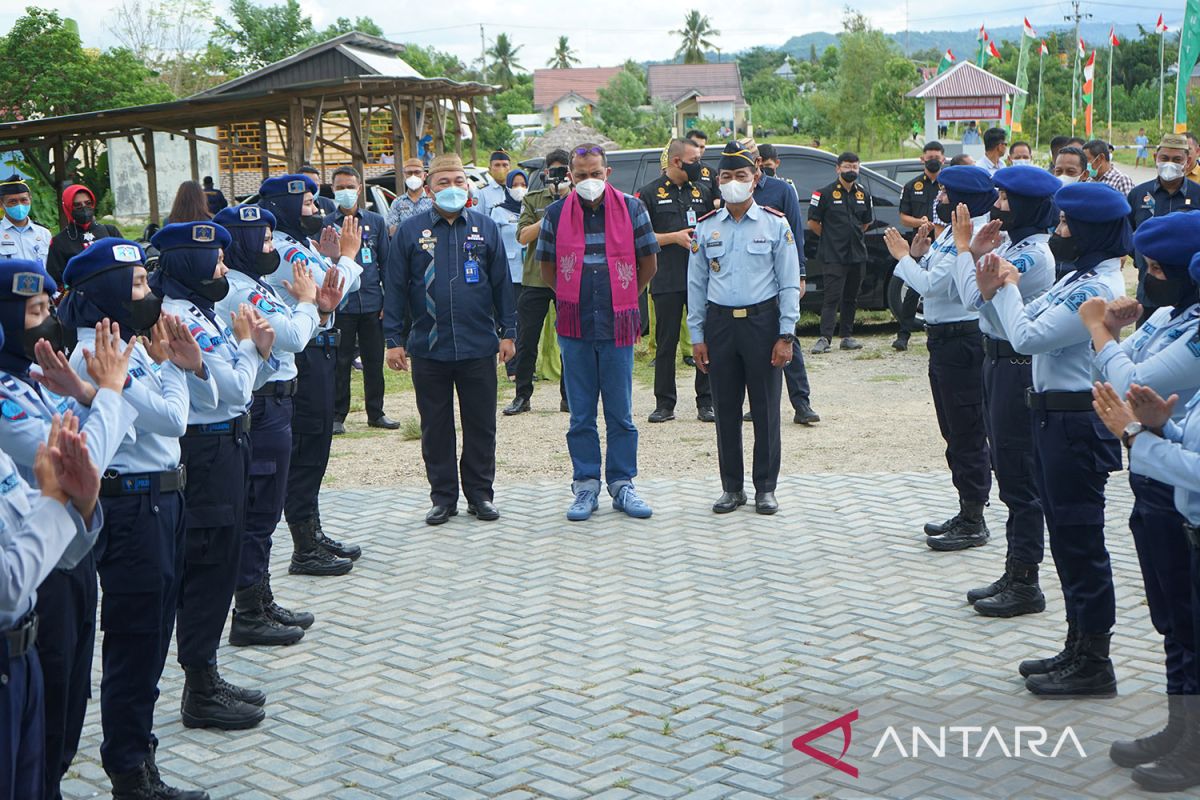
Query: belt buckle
[{"left": 732, "top": 308, "right": 748, "bottom": 319}]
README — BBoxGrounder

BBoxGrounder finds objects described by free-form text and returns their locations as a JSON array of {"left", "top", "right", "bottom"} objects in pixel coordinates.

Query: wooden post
[
  {"left": 431, "top": 97, "right": 447, "bottom": 155},
  {"left": 188, "top": 129, "right": 200, "bottom": 182},
  {"left": 407, "top": 98, "right": 420, "bottom": 161},
  {"left": 468, "top": 98, "right": 479, "bottom": 165},
  {"left": 346, "top": 95, "right": 367, "bottom": 180},
  {"left": 143, "top": 131, "right": 160, "bottom": 225},
  {"left": 287, "top": 99, "right": 307, "bottom": 172},
  {"left": 390, "top": 97, "right": 405, "bottom": 195},
  {"left": 259, "top": 120, "right": 270, "bottom": 181},
  {"left": 51, "top": 139, "right": 67, "bottom": 228}
]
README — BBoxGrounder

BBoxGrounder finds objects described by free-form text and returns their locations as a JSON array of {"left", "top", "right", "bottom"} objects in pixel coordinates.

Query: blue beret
[
  {"left": 150, "top": 221, "right": 231, "bottom": 252},
  {"left": 259, "top": 174, "right": 317, "bottom": 199},
  {"left": 937, "top": 165, "right": 993, "bottom": 194},
  {"left": 1053, "top": 183, "right": 1131, "bottom": 222},
  {"left": 1132, "top": 212, "right": 1200, "bottom": 268},
  {"left": 213, "top": 204, "right": 277, "bottom": 229},
  {"left": 62, "top": 239, "right": 145, "bottom": 288},
  {"left": 993, "top": 165, "right": 1062, "bottom": 198},
  {"left": 0, "top": 259, "right": 55, "bottom": 299}
]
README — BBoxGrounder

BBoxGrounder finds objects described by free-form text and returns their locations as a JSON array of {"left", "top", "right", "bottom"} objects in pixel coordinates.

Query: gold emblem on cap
[{"left": 192, "top": 225, "right": 216, "bottom": 242}]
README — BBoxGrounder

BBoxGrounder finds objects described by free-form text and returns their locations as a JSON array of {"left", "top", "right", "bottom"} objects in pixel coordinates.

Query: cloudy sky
[{"left": 0, "top": 0, "right": 1171, "bottom": 69}]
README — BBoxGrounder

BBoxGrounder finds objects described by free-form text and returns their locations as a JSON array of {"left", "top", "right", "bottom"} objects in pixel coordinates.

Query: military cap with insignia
[
  {"left": 1132, "top": 212, "right": 1200, "bottom": 273},
  {"left": 718, "top": 141, "right": 756, "bottom": 171},
  {"left": 0, "top": 174, "right": 31, "bottom": 197},
  {"left": 259, "top": 174, "right": 318, "bottom": 199},
  {"left": 1054, "top": 182, "right": 1131, "bottom": 223},
  {"left": 150, "top": 221, "right": 232, "bottom": 253},
  {"left": 0, "top": 259, "right": 55, "bottom": 299},
  {"left": 62, "top": 238, "right": 146, "bottom": 287},
  {"left": 213, "top": 204, "right": 277, "bottom": 230},
  {"left": 937, "top": 165, "right": 994, "bottom": 194},
  {"left": 993, "top": 165, "right": 1062, "bottom": 198}
]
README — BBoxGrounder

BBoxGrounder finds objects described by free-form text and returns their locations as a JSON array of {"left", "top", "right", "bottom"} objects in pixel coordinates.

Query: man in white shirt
[{"left": 0, "top": 175, "right": 51, "bottom": 266}]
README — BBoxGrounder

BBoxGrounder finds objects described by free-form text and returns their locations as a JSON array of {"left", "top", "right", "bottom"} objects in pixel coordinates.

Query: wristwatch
[
  {"left": 1121, "top": 421, "right": 1145, "bottom": 449},
  {"left": 778, "top": 334, "right": 797, "bottom": 346}
]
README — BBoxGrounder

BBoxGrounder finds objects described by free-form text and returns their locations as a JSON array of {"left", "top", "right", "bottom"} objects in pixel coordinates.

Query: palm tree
[
  {"left": 546, "top": 36, "right": 581, "bottom": 69},
  {"left": 486, "top": 32, "right": 524, "bottom": 88},
  {"left": 671, "top": 11, "right": 719, "bottom": 65}
]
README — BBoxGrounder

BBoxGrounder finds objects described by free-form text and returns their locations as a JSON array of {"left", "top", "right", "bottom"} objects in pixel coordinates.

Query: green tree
[
  {"left": 211, "top": 0, "right": 317, "bottom": 74},
  {"left": 737, "top": 46, "right": 785, "bottom": 80},
  {"left": 595, "top": 64, "right": 647, "bottom": 131},
  {"left": 402, "top": 44, "right": 476, "bottom": 81},
  {"left": 828, "top": 9, "right": 897, "bottom": 150},
  {"left": 547, "top": 36, "right": 580, "bottom": 69},
  {"left": 486, "top": 33, "right": 524, "bottom": 89},
  {"left": 320, "top": 16, "right": 383, "bottom": 39},
  {"left": 868, "top": 57, "right": 920, "bottom": 145},
  {"left": 672, "top": 11, "right": 719, "bottom": 65}
]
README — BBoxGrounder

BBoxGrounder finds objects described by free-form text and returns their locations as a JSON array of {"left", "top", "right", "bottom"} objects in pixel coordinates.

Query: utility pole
[
  {"left": 479, "top": 24, "right": 487, "bottom": 80},
  {"left": 905, "top": 0, "right": 910, "bottom": 56},
  {"left": 1065, "top": 0, "right": 1093, "bottom": 135}
]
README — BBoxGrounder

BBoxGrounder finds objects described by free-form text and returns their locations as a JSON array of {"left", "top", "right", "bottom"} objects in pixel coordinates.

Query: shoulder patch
[
  {"left": 809, "top": 191, "right": 821, "bottom": 204},
  {"left": 761, "top": 205, "right": 786, "bottom": 217},
  {"left": 1061, "top": 284, "right": 1102, "bottom": 312},
  {"left": 1188, "top": 335, "right": 1200, "bottom": 359},
  {"left": 1010, "top": 253, "right": 1035, "bottom": 274},
  {"left": 1, "top": 399, "right": 27, "bottom": 421}
]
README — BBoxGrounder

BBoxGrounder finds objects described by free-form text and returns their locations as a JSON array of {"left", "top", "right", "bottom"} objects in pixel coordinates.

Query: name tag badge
[
  {"left": 466, "top": 233, "right": 485, "bottom": 243},
  {"left": 705, "top": 240, "right": 725, "bottom": 258},
  {"left": 464, "top": 259, "right": 481, "bottom": 284},
  {"left": 686, "top": 209, "right": 698, "bottom": 226},
  {"left": 361, "top": 247, "right": 373, "bottom": 264}
]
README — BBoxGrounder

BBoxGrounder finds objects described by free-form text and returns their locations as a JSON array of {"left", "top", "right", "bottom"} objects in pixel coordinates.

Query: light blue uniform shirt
[
  {"left": 0, "top": 448, "right": 102, "bottom": 628},
  {"left": 892, "top": 216, "right": 987, "bottom": 324},
  {"left": 1094, "top": 304, "right": 1200, "bottom": 421},
  {"left": 490, "top": 203, "right": 524, "bottom": 285},
  {"left": 0, "top": 217, "right": 52, "bottom": 266},
  {"left": 989, "top": 257, "right": 1126, "bottom": 391},
  {"left": 163, "top": 296, "right": 277, "bottom": 422},
  {"left": 263, "top": 231, "right": 363, "bottom": 327},
  {"left": 953, "top": 232, "right": 1055, "bottom": 338},
  {"left": 216, "top": 270, "right": 319, "bottom": 387},
  {"left": 69, "top": 326, "right": 217, "bottom": 474},
  {"left": 686, "top": 202, "right": 802, "bottom": 344},
  {"left": 1129, "top": 393, "right": 1200, "bottom": 524},
  {"left": 475, "top": 181, "right": 507, "bottom": 218}
]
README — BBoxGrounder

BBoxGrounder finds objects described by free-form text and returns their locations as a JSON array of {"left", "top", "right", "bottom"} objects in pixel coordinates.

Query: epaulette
[
  {"left": 696, "top": 209, "right": 720, "bottom": 223},
  {"left": 761, "top": 205, "right": 786, "bottom": 217}
]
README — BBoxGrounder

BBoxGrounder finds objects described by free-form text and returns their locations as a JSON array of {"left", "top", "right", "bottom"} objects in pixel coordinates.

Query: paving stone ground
[{"left": 59, "top": 471, "right": 1186, "bottom": 799}]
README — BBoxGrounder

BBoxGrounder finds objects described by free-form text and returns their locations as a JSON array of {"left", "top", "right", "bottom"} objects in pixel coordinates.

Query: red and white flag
[
  {"left": 1023, "top": 17, "right": 1036, "bottom": 38},
  {"left": 978, "top": 24, "right": 987, "bottom": 41},
  {"left": 1039, "top": 39, "right": 1049, "bottom": 55},
  {"left": 1079, "top": 37, "right": 1087, "bottom": 58},
  {"left": 988, "top": 40, "right": 1003, "bottom": 60},
  {"left": 1156, "top": 14, "right": 1169, "bottom": 34},
  {"left": 1109, "top": 27, "right": 1120, "bottom": 46}
]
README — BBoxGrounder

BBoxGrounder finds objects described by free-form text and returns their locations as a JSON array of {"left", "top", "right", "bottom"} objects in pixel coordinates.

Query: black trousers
[
  {"left": 176, "top": 428, "right": 249, "bottom": 670},
  {"left": 652, "top": 291, "right": 711, "bottom": 412},
  {"left": 981, "top": 348, "right": 1044, "bottom": 564},
  {"left": 334, "top": 311, "right": 385, "bottom": 423},
  {"left": 285, "top": 338, "right": 336, "bottom": 526},
  {"left": 34, "top": 552, "right": 95, "bottom": 800},
  {"left": 706, "top": 305, "right": 783, "bottom": 493},
  {"left": 239, "top": 394, "right": 292, "bottom": 590},
  {"left": 1192, "top": 539, "right": 1200, "bottom": 689},
  {"left": 819, "top": 261, "right": 865, "bottom": 340},
  {"left": 513, "top": 285, "right": 566, "bottom": 405},
  {"left": 898, "top": 289, "right": 922, "bottom": 335},
  {"left": 926, "top": 325, "right": 991, "bottom": 504},
  {"left": 411, "top": 355, "right": 498, "bottom": 506}
]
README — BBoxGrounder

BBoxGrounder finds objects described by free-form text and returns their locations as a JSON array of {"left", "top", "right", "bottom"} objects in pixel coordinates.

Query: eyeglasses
[{"left": 573, "top": 146, "right": 605, "bottom": 156}]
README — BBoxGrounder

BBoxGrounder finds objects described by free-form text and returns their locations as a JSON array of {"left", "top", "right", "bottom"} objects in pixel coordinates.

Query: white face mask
[
  {"left": 1057, "top": 174, "right": 1079, "bottom": 186},
  {"left": 508, "top": 186, "right": 527, "bottom": 202},
  {"left": 720, "top": 180, "right": 754, "bottom": 204},
  {"left": 405, "top": 175, "right": 424, "bottom": 192},
  {"left": 1158, "top": 161, "right": 1186, "bottom": 182},
  {"left": 574, "top": 178, "right": 606, "bottom": 202},
  {"left": 1011, "top": 158, "right": 1032, "bottom": 166}
]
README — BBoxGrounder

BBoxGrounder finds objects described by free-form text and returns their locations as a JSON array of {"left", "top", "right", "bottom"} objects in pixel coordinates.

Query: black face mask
[
  {"left": 762, "top": 166, "right": 777, "bottom": 177},
  {"left": 682, "top": 160, "right": 704, "bottom": 182},
  {"left": 991, "top": 207, "right": 1015, "bottom": 230},
  {"left": 840, "top": 170, "right": 859, "bottom": 184},
  {"left": 196, "top": 276, "right": 230, "bottom": 303},
  {"left": 1143, "top": 273, "right": 1191, "bottom": 308},
  {"left": 299, "top": 213, "right": 324, "bottom": 237},
  {"left": 925, "top": 159, "right": 943, "bottom": 174},
  {"left": 72, "top": 207, "right": 94, "bottom": 227},
  {"left": 22, "top": 315, "right": 64, "bottom": 361},
  {"left": 126, "top": 294, "right": 162, "bottom": 333},
  {"left": 1048, "top": 233, "right": 1080, "bottom": 264},
  {"left": 253, "top": 249, "right": 281, "bottom": 277},
  {"left": 935, "top": 203, "right": 953, "bottom": 224}
]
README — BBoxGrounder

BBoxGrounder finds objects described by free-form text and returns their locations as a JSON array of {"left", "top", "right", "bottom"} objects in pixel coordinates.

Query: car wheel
[{"left": 886, "top": 275, "right": 924, "bottom": 327}]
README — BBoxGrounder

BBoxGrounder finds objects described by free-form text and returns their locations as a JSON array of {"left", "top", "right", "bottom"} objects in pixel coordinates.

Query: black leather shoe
[
  {"left": 793, "top": 401, "right": 820, "bottom": 425},
  {"left": 648, "top": 408, "right": 675, "bottom": 423},
  {"left": 974, "top": 561, "right": 1045, "bottom": 617},
  {"left": 754, "top": 492, "right": 779, "bottom": 515},
  {"left": 260, "top": 573, "right": 314, "bottom": 630},
  {"left": 228, "top": 585, "right": 303, "bottom": 647},
  {"left": 1111, "top": 696, "right": 1188, "bottom": 767},
  {"left": 839, "top": 337, "right": 863, "bottom": 350},
  {"left": 467, "top": 500, "right": 500, "bottom": 521},
  {"left": 560, "top": 399, "right": 570, "bottom": 413},
  {"left": 697, "top": 407, "right": 715, "bottom": 422},
  {"left": 966, "top": 572, "right": 1009, "bottom": 604},
  {"left": 712, "top": 491, "right": 747, "bottom": 513},
  {"left": 1025, "top": 633, "right": 1118, "bottom": 697},
  {"left": 892, "top": 333, "right": 910, "bottom": 351},
  {"left": 503, "top": 397, "right": 531, "bottom": 416},
  {"left": 742, "top": 411, "right": 753, "bottom": 422},
  {"left": 1131, "top": 704, "right": 1200, "bottom": 793},
  {"left": 683, "top": 355, "right": 696, "bottom": 367},
  {"left": 332, "top": 420, "right": 345, "bottom": 435},
  {"left": 1019, "top": 624, "right": 1079, "bottom": 678},
  {"left": 426, "top": 505, "right": 458, "bottom": 525},
  {"left": 181, "top": 665, "right": 265, "bottom": 730},
  {"left": 926, "top": 519, "right": 990, "bottom": 551},
  {"left": 369, "top": 415, "right": 401, "bottom": 430}
]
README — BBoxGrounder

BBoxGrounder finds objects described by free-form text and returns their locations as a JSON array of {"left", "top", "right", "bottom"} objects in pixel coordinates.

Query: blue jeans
[{"left": 558, "top": 335, "right": 638, "bottom": 496}]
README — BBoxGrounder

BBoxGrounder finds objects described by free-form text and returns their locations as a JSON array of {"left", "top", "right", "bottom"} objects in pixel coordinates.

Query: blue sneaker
[
  {"left": 566, "top": 489, "right": 599, "bottom": 521},
  {"left": 612, "top": 485, "right": 652, "bottom": 519}
]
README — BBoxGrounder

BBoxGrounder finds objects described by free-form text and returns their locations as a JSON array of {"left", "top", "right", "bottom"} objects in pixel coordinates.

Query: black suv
[{"left": 520, "top": 145, "right": 909, "bottom": 320}]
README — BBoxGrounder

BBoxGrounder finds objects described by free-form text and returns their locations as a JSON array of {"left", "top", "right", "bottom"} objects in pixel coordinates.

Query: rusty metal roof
[{"left": 533, "top": 67, "right": 624, "bottom": 110}]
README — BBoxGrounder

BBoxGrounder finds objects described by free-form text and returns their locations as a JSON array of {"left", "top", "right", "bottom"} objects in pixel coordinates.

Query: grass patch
[
  {"left": 868, "top": 374, "right": 909, "bottom": 383},
  {"left": 852, "top": 350, "right": 884, "bottom": 361},
  {"left": 400, "top": 417, "right": 422, "bottom": 441}
]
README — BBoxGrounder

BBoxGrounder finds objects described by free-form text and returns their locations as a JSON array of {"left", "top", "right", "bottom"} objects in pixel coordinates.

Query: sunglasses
[{"left": 573, "top": 146, "right": 605, "bottom": 156}]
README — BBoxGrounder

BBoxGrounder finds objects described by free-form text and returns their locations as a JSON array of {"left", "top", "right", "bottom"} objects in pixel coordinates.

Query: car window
[
  {"left": 892, "top": 165, "right": 926, "bottom": 185},
  {"left": 779, "top": 155, "right": 836, "bottom": 204},
  {"left": 607, "top": 155, "right": 645, "bottom": 195}
]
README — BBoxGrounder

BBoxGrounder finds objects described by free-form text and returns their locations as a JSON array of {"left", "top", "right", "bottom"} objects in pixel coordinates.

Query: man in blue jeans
[{"left": 538, "top": 143, "right": 659, "bottom": 521}]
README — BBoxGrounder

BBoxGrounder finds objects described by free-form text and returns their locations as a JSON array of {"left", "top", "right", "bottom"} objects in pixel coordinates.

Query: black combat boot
[
  {"left": 288, "top": 517, "right": 353, "bottom": 576},
  {"left": 1025, "top": 631, "right": 1118, "bottom": 697},
  {"left": 1111, "top": 694, "right": 1188, "bottom": 767},
  {"left": 1132, "top": 699, "right": 1200, "bottom": 793},
  {"left": 228, "top": 582, "right": 304, "bottom": 647},
  {"left": 314, "top": 510, "right": 361, "bottom": 561},
  {"left": 181, "top": 664, "right": 265, "bottom": 730},
  {"left": 145, "top": 740, "right": 210, "bottom": 799},
  {"left": 926, "top": 501, "right": 989, "bottom": 551},
  {"left": 1019, "top": 622, "right": 1079, "bottom": 677},
  {"left": 966, "top": 567, "right": 1011, "bottom": 605},
  {"left": 974, "top": 559, "right": 1046, "bottom": 617},
  {"left": 261, "top": 571, "right": 314, "bottom": 630},
  {"left": 108, "top": 763, "right": 155, "bottom": 800},
  {"left": 923, "top": 508, "right": 962, "bottom": 537}
]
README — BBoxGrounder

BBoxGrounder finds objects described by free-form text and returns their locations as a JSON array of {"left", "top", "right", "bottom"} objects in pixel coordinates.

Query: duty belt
[
  {"left": 925, "top": 319, "right": 980, "bottom": 341},
  {"left": 1184, "top": 522, "right": 1200, "bottom": 550},
  {"left": 100, "top": 465, "right": 186, "bottom": 497},
  {"left": 308, "top": 330, "right": 340, "bottom": 349},
  {"left": 1025, "top": 389, "right": 1094, "bottom": 412},
  {"left": 253, "top": 379, "right": 298, "bottom": 398},
  {"left": 982, "top": 335, "right": 1019, "bottom": 359},
  {"left": 4, "top": 612, "right": 37, "bottom": 659},
  {"left": 186, "top": 412, "right": 250, "bottom": 438},
  {"left": 708, "top": 298, "right": 778, "bottom": 319}
]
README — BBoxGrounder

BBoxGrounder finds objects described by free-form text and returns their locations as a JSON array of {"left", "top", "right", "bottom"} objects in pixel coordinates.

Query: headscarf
[
  {"left": 61, "top": 185, "right": 96, "bottom": 230},
  {"left": 499, "top": 169, "right": 528, "bottom": 214},
  {"left": 944, "top": 184, "right": 999, "bottom": 219},
  {"left": 0, "top": 262, "right": 56, "bottom": 376},
  {"left": 1063, "top": 215, "right": 1134, "bottom": 275},
  {"left": 59, "top": 265, "right": 138, "bottom": 339},
  {"left": 1004, "top": 192, "right": 1057, "bottom": 245},
  {"left": 149, "top": 247, "right": 221, "bottom": 316}
]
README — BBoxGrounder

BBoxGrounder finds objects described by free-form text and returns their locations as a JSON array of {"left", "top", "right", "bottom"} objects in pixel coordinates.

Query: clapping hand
[
  {"left": 883, "top": 228, "right": 910, "bottom": 261},
  {"left": 316, "top": 224, "right": 339, "bottom": 259},
  {"left": 245, "top": 306, "right": 276, "bottom": 359},
  {"left": 1128, "top": 383, "right": 1178, "bottom": 429},
  {"left": 144, "top": 318, "right": 171, "bottom": 364},
  {"left": 81, "top": 320, "right": 135, "bottom": 394},
  {"left": 952, "top": 204, "right": 973, "bottom": 253},
  {"left": 315, "top": 267, "right": 346, "bottom": 313},
  {"left": 970, "top": 219, "right": 1003, "bottom": 261},
  {"left": 283, "top": 262, "right": 318, "bottom": 305},
  {"left": 910, "top": 222, "right": 933, "bottom": 259},
  {"left": 35, "top": 412, "right": 99, "bottom": 525},
  {"left": 975, "top": 253, "right": 1011, "bottom": 301},
  {"left": 163, "top": 315, "right": 205, "bottom": 375},
  {"left": 338, "top": 215, "right": 362, "bottom": 260},
  {"left": 1077, "top": 296, "right": 1109, "bottom": 330},
  {"left": 1105, "top": 297, "right": 1142, "bottom": 337}
]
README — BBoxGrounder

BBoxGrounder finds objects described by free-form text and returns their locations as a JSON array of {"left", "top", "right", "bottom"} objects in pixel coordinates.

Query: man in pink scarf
[{"left": 537, "top": 144, "right": 659, "bottom": 521}]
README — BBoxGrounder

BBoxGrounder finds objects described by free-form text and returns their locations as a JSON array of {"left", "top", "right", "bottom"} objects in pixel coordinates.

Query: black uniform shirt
[
  {"left": 635, "top": 175, "right": 714, "bottom": 295},
  {"left": 808, "top": 179, "right": 873, "bottom": 264},
  {"left": 899, "top": 173, "right": 937, "bottom": 227}
]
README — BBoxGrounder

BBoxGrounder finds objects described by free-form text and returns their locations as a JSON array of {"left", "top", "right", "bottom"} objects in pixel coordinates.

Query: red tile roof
[
  {"left": 533, "top": 67, "right": 623, "bottom": 110},
  {"left": 906, "top": 60, "right": 1024, "bottom": 99},
  {"left": 646, "top": 63, "right": 745, "bottom": 105}
]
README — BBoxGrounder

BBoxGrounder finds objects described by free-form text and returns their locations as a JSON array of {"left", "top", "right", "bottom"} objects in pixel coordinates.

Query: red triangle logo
[{"left": 792, "top": 709, "right": 859, "bottom": 778}]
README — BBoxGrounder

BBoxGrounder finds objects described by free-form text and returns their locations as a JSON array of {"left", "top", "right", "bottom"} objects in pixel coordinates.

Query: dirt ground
[{"left": 326, "top": 319, "right": 945, "bottom": 489}]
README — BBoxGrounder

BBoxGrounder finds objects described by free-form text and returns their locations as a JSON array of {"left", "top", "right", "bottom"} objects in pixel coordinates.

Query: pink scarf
[{"left": 554, "top": 182, "right": 641, "bottom": 346}]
